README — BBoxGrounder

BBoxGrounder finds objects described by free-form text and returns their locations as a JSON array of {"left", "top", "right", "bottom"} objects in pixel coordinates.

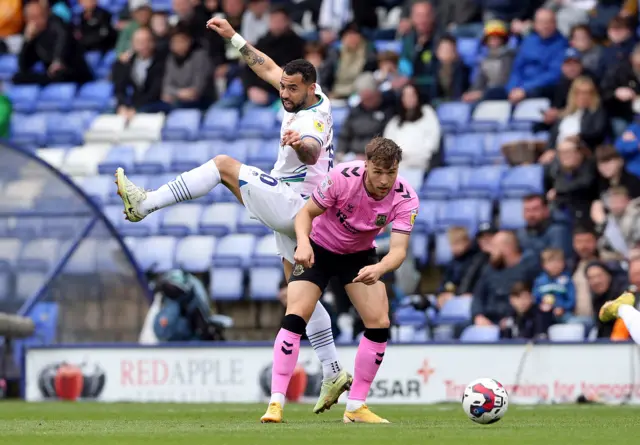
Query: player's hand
[
  {"left": 206, "top": 17, "right": 236, "bottom": 39},
  {"left": 294, "top": 242, "right": 314, "bottom": 269},
  {"left": 353, "top": 265, "right": 383, "bottom": 285},
  {"left": 282, "top": 130, "right": 303, "bottom": 150}
]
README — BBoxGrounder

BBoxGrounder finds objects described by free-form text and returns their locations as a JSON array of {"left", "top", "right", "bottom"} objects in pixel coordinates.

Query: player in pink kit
[{"left": 260, "top": 137, "right": 419, "bottom": 424}]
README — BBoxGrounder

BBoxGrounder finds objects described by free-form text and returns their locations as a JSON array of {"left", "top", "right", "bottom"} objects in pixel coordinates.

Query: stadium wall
[{"left": 24, "top": 342, "right": 640, "bottom": 405}]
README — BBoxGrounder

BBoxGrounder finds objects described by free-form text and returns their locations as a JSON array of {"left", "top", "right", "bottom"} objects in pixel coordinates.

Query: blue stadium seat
[
  {"left": 10, "top": 217, "right": 44, "bottom": 239},
  {"left": 482, "top": 131, "right": 532, "bottom": 164},
  {"left": 80, "top": 175, "right": 113, "bottom": 206},
  {"left": 443, "top": 133, "right": 483, "bottom": 165},
  {"left": 210, "top": 267, "right": 244, "bottom": 300},
  {"left": 71, "top": 81, "right": 114, "bottom": 111},
  {"left": 35, "top": 83, "right": 77, "bottom": 112},
  {"left": 11, "top": 113, "right": 47, "bottom": 147},
  {"left": 0, "top": 239, "right": 22, "bottom": 269},
  {"left": 158, "top": 204, "right": 203, "bottom": 236},
  {"left": 135, "top": 142, "right": 174, "bottom": 174},
  {"left": 460, "top": 325, "right": 500, "bottom": 342},
  {"left": 437, "top": 102, "right": 471, "bottom": 133},
  {"left": 410, "top": 232, "right": 429, "bottom": 267},
  {"left": 249, "top": 267, "right": 282, "bottom": 300},
  {"left": 251, "top": 235, "right": 281, "bottom": 267},
  {"left": 98, "top": 145, "right": 136, "bottom": 175},
  {"left": 236, "top": 207, "right": 271, "bottom": 236},
  {"left": 470, "top": 100, "right": 511, "bottom": 132},
  {"left": 144, "top": 173, "right": 174, "bottom": 192},
  {"left": 16, "top": 272, "right": 47, "bottom": 301},
  {"left": 118, "top": 210, "right": 162, "bottom": 237},
  {"left": 64, "top": 239, "right": 98, "bottom": 274},
  {"left": 211, "top": 140, "right": 248, "bottom": 164},
  {"left": 131, "top": 236, "right": 177, "bottom": 272},
  {"left": 212, "top": 234, "right": 256, "bottom": 267},
  {"left": 373, "top": 40, "right": 402, "bottom": 53},
  {"left": 0, "top": 54, "right": 18, "bottom": 81},
  {"left": 151, "top": 0, "right": 172, "bottom": 11},
  {"left": 500, "top": 165, "right": 543, "bottom": 198},
  {"left": 434, "top": 231, "right": 452, "bottom": 265},
  {"left": 17, "top": 238, "right": 60, "bottom": 272},
  {"left": 413, "top": 200, "right": 443, "bottom": 234},
  {"left": 0, "top": 268, "right": 11, "bottom": 302},
  {"left": 174, "top": 236, "right": 217, "bottom": 273},
  {"left": 499, "top": 199, "right": 526, "bottom": 230},
  {"left": 46, "top": 111, "right": 97, "bottom": 146},
  {"left": 400, "top": 167, "right": 425, "bottom": 192},
  {"left": 436, "top": 199, "right": 491, "bottom": 233},
  {"left": 199, "top": 203, "right": 238, "bottom": 237},
  {"left": 84, "top": 51, "right": 102, "bottom": 76},
  {"left": 433, "top": 296, "right": 472, "bottom": 324},
  {"left": 7, "top": 85, "right": 40, "bottom": 113},
  {"left": 510, "top": 98, "right": 550, "bottom": 130},
  {"left": 96, "top": 50, "right": 116, "bottom": 79},
  {"left": 199, "top": 107, "right": 239, "bottom": 139},
  {"left": 420, "top": 167, "right": 468, "bottom": 200},
  {"left": 457, "top": 37, "right": 480, "bottom": 67},
  {"left": 459, "top": 165, "right": 506, "bottom": 199},
  {"left": 247, "top": 139, "right": 278, "bottom": 172},
  {"left": 238, "top": 108, "right": 277, "bottom": 138},
  {"left": 170, "top": 140, "right": 213, "bottom": 172},
  {"left": 162, "top": 109, "right": 202, "bottom": 141},
  {"left": 43, "top": 217, "right": 88, "bottom": 239},
  {"left": 102, "top": 205, "right": 124, "bottom": 230},
  {"left": 394, "top": 306, "right": 427, "bottom": 327}
]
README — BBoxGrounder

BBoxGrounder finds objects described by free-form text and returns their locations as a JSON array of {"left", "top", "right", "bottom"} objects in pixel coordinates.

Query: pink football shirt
[{"left": 310, "top": 160, "right": 420, "bottom": 254}]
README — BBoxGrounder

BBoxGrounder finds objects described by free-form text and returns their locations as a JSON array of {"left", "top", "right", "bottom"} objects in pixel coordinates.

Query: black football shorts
[{"left": 288, "top": 239, "right": 379, "bottom": 292}]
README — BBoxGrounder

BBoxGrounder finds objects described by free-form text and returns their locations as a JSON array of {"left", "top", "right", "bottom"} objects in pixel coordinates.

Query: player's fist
[
  {"left": 282, "top": 129, "right": 303, "bottom": 150},
  {"left": 294, "top": 242, "right": 314, "bottom": 269},
  {"left": 353, "top": 265, "right": 382, "bottom": 285},
  {"left": 206, "top": 17, "right": 236, "bottom": 39}
]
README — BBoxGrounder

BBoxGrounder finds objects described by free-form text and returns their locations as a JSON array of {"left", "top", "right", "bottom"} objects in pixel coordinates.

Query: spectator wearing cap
[
  {"left": 115, "top": 0, "right": 152, "bottom": 61},
  {"left": 517, "top": 193, "right": 572, "bottom": 260},
  {"left": 471, "top": 231, "right": 540, "bottom": 328},
  {"left": 593, "top": 144, "right": 640, "bottom": 200},
  {"left": 476, "top": 222, "right": 497, "bottom": 254},
  {"left": 462, "top": 20, "right": 515, "bottom": 103},
  {"left": 544, "top": 136, "right": 599, "bottom": 225},
  {"left": 548, "top": 75, "right": 608, "bottom": 150},
  {"left": 601, "top": 42, "right": 640, "bottom": 131},
  {"left": 432, "top": 35, "right": 469, "bottom": 102},
  {"left": 398, "top": 1, "right": 437, "bottom": 97},
  {"left": 337, "top": 72, "right": 395, "bottom": 158},
  {"left": 571, "top": 225, "right": 599, "bottom": 321},
  {"left": 382, "top": 82, "right": 441, "bottom": 171},
  {"left": 322, "top": 21, "right": 377, "bottom": 101},
  {"left": 505, "top": 9, "right": 568, "bottom": 104},
  {"left": 586, "top": 260, "right": 629, "bottom": 337},
  {"left": 591, "top": 186, "right": 640, "bottom": 260},
  {"left": 13, "top": 1, "right": 93, "bottom": 85},
  {"left": 241, "top": 0, "right": 270, "bottom": 45},
  {"left": 599, "top": 16, "right": 636, "bottom": 78},
  {"left": 569, "top": 24, "right": 602, "bottom": 77},
  {"left": 614, "top": 119, "right": 640, "bottom": 178},
  {"left": 74, "top": 0, "right": 117, "bottom": 54},
  {"left": 242, "top": 5, "right": 305, "bottom": 106}
]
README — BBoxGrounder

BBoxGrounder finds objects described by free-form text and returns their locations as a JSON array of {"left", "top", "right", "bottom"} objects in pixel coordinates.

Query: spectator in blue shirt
[
  {"left": 503, "top": 8, "right": 568, "bottom": 103},
  {"left": 533, "top": 248, "right": 576, "bottom": 323},
  {"left": 614, "top": 122, "right": 640, "bottom": 178}
]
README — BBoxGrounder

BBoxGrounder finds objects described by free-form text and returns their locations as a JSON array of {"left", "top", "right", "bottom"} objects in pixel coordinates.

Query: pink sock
[
  {"left": 349, "top": 336, "right": 387, "bottom": 401},
  {"left": 270, "top": 328, "right": 302, "bottom": 395}
]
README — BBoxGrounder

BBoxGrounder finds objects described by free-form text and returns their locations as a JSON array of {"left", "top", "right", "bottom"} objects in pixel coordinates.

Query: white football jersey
[{"left": 270, "top": 84, "right": 334, "bottom": 198}]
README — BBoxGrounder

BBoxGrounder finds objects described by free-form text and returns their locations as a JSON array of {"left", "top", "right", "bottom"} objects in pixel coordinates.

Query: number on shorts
[
  {"left": 259, "top": 173, "right": 278, "bottom": 187},
  {"left": 327, "top": 144, "right": 335, "bottom": 171}
]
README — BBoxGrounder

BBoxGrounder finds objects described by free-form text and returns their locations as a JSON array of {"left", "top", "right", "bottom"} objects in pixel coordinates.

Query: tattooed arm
[
  {"left": 282, "top": 130, "right": 322, "bottom": 165},
  {"left": 206, "top": 17, "right": 283, "bottom": 90}
]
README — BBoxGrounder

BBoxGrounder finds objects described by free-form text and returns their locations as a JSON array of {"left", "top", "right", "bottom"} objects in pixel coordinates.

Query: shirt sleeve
[
  {"left": 311, "top": 168, "right": 342, "bottom": 210},
  {"left": 392, "top": 194, "right": 420, "bottom": 235},
  {"left": 291, "top": 112, "right": 328, "bottom": 148}
]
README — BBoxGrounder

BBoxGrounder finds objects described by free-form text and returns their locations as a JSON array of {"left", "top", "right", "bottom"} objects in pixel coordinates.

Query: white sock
[
  {"left": 618, "top": 304, "right": 640, "bottom": 344},
  {"left": 306, "top": 302, "right": 342, "bottom": 381},
  {"left": 140, "top": 159, "right": 221, "bottom": 214},
  {"left": 269, "top": 392, "right": 285, "bottom": 406},
  {"left": 346, "top": 399, "right": 364, "bottom": 411}
]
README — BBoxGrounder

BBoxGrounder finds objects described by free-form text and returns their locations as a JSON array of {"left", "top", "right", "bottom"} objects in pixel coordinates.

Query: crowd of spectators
[{"left": 2, "top": 0, "right": 640, "bottom": 341}]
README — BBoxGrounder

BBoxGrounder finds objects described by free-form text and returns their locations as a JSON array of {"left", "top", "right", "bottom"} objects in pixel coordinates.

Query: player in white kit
[{"left": 114, "top": 17, "right": 350, "bottom": 414}]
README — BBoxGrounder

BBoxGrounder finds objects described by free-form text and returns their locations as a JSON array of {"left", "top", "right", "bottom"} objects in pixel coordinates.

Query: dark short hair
[
  {"left": 573, "top": 224, "right": 597, "bottom": 237},
  {"left": 365, "top": 137, "right": 403, "bottom": 169},
  {"left": 523, "top": 193, "right": 548, "bottom": 206},
  {"left": 170, "top": 24, "right": 192, "bottom": 39},
  {"left": 270, "top": 4, "right": 290, "bottom": 17},
  {"left": 510, "top": 281, "right": 532, "bottom": 296},
  {"left": 282, "top": 59, "right": 317, "bottom": 85},
  {"left": 569, "top": 24, "right": 592, "bottom": 39},
  {"left": 595, "top": 144, "right": 621, "bottom": 162}
]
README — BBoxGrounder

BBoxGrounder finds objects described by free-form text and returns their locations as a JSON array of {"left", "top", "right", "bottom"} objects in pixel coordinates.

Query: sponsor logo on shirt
[
  {"left": 410, "top": 208, "right": 418, "bottom": 226},
  {"left": 313, "top": 119, "right": 325, "bottom": 133},
  {"left": 336, "top": 209, "right": 359, "bottom": 234}
]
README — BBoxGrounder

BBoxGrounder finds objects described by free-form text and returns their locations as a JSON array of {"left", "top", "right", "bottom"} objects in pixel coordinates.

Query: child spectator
[
  {"left": 599, "top": 16, "right": 636, "bottom": 78},
  {"left": 569, "top": 24, "right": 601, "bottom": 77},
  {"left": 462, "top": 20, "right": 514, "bottom": 103},
  {"left": 374, "top": 51, "right": 403, "bottom": 92},
  {"left": 150, "top": 11, "right": 170, "bottom": 55},
  {"left": 503, "top": 282, "right": 537, "bottom": 339},
  {"left": 433, "top": 35, "right": 469, "bottom": 102},
  {"left": 533, "top": 248, "right": 576, "bottom": 324}
]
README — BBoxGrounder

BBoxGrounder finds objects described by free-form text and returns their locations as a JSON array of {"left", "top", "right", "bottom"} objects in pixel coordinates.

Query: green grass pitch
[{"left": 0, "top": 402, "right": 639, "bottom": 444}]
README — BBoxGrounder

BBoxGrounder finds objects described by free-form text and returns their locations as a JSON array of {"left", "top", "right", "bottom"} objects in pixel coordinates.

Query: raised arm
[{"left": 206, "top": 17, "right": 282, "bottom": 90}]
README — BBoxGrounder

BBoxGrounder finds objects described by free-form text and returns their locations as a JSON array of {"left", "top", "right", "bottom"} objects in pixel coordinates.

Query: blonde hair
[
  {"left": 541, "top": 248, "right": 564, "bottom": 263},
  {"left": 447, "top": 226, "right": 470, "bottom": 243},
  {"left": 562, "top": 76, "right": 600, "bottom": 117}
]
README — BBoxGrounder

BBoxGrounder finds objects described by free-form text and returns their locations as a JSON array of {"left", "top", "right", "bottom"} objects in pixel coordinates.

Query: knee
[
  {"left": 364, "top": 314, "right": 390, "bottom": 330},
  {"left": 363, "top": 326, "right": 390, "bottom": 343},
  {"left": 213, "top": 154, "right": 233, "bottom": 173}
]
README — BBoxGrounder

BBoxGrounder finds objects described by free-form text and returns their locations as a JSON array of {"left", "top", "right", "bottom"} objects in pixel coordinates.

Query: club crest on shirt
[
  {"left": 375, "top": 214, "right": 387, "bottom": 227},
  {"left": 313, "top": 119, "right": 325, "bottom": 133},
  {"left": 293, "top": 263, "right": 304, "bottom": 276},
  {"left": 410, "top": 208, "right": 418, "bottom": 226}
]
